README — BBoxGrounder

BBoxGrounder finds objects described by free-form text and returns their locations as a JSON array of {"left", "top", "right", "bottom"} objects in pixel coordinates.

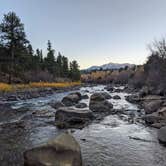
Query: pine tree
[
  {"left": 57, "top": 52, "right": 63, "bottom": 76},
  {"left": 69, "top": 60, "right": 80, "bottom": 81},
  {"left": 62, "top": 56, "right": 69, "bottom": 77},
  {"left": 0, "top": 11, "right": 28, "bottom": 83},
  {"left": 44, "top": 40, "right": 56, "bottom": 74}
]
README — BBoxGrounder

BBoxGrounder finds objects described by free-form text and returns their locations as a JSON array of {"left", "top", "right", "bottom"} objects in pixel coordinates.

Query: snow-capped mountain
[{"left": 84, "top": 62, "right": 135, "bottom": 71}]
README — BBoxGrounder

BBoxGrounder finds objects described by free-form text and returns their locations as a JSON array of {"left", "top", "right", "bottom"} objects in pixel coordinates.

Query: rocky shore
[
  {"left": 124, "top": 85, "right": 166, "bottom": 145},
  {"left": 0, "top": 85, "right": 82, "bottom": 102}
]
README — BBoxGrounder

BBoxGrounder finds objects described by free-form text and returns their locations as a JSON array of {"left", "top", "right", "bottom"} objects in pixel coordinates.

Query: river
[{"left": 0, "top": 85, "right": 166, "bottom": 166}]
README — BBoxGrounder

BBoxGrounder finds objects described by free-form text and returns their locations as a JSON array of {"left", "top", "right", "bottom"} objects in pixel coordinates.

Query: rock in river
[
  {"left": 104, "top": 85, "right": 114, "bottom": 92},
  {"left": 75, "top": 103, "right": 88, "bottom": 108},
  {"left": 101, "top": 92, "right": 112, "bottom": 99},
  {"left": 125, "top": 95, "right": 140, "bottom": 104},
  {"left": 158, "top": 126, "right": 166, "bottom": 145},
  {"left": 142, "top": 112, "right": 164, "bottom": 124},
  {"left": 143, "top": 100, "right": 163, "bottom": 114},
  {"left": 55, "top": 107, "right": 94, "bottom": 129},
  {"left": 113, "top": 95, "right": 121, "bottom": 100},
  {"left": 62, "top": 92, "right": 82, "bottom": 106},
  {"left": 81, "top": 94, "right": 89, "bottom": 99},
  {"left": 89, "top": 93, "right": 113, "bottom": 112},
  {"left": 143, "top": 107, "right": 166, "bottom": 126},
  {"left": 24, "top": 132, "right": 82, "bottom": 166},
  {"left": 51, "top": 101, "right": 65, "bottom": 109}
]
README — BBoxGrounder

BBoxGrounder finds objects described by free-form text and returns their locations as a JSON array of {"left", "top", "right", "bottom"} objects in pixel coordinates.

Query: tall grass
[{"left": 0, "top": 82, "right": 81, "bottom": 92}]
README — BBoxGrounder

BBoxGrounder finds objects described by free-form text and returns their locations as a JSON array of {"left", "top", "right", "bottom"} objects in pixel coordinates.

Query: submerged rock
[
  {"left": 24, "top": 132, "right": 82, "bottom": 166},
  {"left": 55, "top": 107, "right": 94, "bottom": 129},
  {"left": 62, "top": 92, "right": 82, "bottom": 106}
]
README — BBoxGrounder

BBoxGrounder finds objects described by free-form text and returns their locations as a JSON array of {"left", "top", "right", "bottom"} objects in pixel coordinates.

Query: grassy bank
[{"left": 0, "top": 82, "right": 81, "bottom": 92}]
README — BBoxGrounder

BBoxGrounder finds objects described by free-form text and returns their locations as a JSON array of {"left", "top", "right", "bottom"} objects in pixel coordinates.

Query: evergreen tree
[
  {"left": 62, "top": 56, "right": 69, "bottom": 77},
  {"left": 0, "top": 11, "right": 28, "bottom": 83},
  {"left": 44, "top": 40, "right": 56, "bottom": 74},
  {"left": 57, "top": 52, "right": 63, "bottom": 76},
  {"left": 0, "top": 12, "right": 81, "bottom": 83},
  {"left": 69, "top": 60, "right": 80, "bottom": 81}
]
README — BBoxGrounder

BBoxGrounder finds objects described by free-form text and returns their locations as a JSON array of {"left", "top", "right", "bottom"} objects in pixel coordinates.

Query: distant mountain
[{"left": 84, "top": 62, "right": 135, "bottom": 71}]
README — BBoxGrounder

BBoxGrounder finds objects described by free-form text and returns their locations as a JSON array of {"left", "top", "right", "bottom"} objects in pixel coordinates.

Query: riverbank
[{"left": 0, "top": 82, "right": 81, "bottom": 102}]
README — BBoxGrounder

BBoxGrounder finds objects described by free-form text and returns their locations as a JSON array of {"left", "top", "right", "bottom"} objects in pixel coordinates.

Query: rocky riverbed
[{"left": 0, "top": 85, "right": 166, "bottom": 166}]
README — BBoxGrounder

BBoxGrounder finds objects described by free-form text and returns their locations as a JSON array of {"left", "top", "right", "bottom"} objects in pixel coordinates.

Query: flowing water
[{"left": 0, "top": 85, "right": 166, "bottom": 166}]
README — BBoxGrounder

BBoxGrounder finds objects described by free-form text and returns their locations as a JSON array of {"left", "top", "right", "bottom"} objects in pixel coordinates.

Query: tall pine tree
[{"left": 0, "top": 11, "right": 28, "bottom": 83}]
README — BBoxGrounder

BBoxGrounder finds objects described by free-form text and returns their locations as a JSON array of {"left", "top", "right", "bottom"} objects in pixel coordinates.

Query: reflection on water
[{"left": 0, "top": 85, "right": 166, "bottom": 166}]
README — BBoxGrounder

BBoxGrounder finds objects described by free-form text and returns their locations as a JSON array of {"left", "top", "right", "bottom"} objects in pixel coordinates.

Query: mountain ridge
[{"left": 83, "top": 62, "right": 135, "bottom": 71}]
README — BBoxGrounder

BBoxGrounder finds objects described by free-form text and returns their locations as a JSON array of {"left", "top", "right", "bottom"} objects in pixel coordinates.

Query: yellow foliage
[
  {"left": 29, "top": 82, "right": 81, "bottom": 88},
  {"left": 0, "top": 83, "right": 12, "bottom": 92},
  {"left": 0, "top": 82, "right": 81, "bottom": 92}
]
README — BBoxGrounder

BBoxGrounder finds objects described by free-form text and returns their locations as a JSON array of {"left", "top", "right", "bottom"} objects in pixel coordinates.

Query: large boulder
[
  {"left": 89, "top": 93, "right": 113, "bottom": 112},
  {"left": 55, "top": 107, "right": 94, "bottom": 129},
  {"left": 158, "top": 126, "right": 166, "bottom": 145},
  {"left": 143, "top": 100, "right": 163, "bottom": 114},
  {"left": 62, "top": 92, "right": 82, "bottom": 106},
  {"left": 24, "top": 132, "right": 82, "bottom": 166}
]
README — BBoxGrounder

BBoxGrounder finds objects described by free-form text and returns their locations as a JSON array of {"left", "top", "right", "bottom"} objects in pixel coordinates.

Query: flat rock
[{"left": 55, "top": 107, "right": 94, "bottom": 129}]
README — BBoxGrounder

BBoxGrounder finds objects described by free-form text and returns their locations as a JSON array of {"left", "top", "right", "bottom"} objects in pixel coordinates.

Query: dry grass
[
  {"left": 0, "top": 82, "right": 81, "bottom": 92},
  {"left": 0, "top": 83, "right": 12, "bottom": 92}
]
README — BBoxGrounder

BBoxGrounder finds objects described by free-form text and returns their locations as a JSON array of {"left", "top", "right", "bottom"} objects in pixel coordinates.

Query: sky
[{"left": 1, "top": 0, "right": 166, "bottom": 69}]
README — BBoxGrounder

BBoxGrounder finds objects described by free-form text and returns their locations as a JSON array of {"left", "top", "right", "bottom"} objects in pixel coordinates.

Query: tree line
[
  {"left": 0, "top": 12, "right": 80, "bottom": 83},
  {"left": 82, "top": 37, "right": 166, "bottom": 95}
]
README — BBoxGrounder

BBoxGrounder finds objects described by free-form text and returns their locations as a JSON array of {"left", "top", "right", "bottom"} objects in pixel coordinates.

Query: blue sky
[{"left": 1, "top": 0, "right": 166, "bottom": 69}]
